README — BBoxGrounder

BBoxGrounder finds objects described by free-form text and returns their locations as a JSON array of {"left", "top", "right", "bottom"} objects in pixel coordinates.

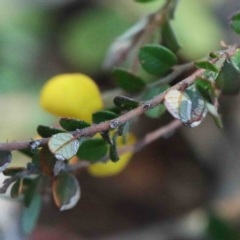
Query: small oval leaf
[
  {"left": 59, "top": 118, "right": 90, "bottom": 131},
  {"left": 77, "top": 139, "right": 108, "bottom": 162},
  {"left": 11, "top": 179, "right": 23, "bottom": 198},
  {"left": 143, "top": 85, "right": 169, "bottom": 118},
  {"left": 114, "top": 96, "right": 140, "bottom": 110},
  {"left": 195, "top": 60, "right": 219, "bottom": 73},
  {"left": 21, "top": 194, "right": 42, "bottom": 235},
  {"left": 215, "top": 59, "right": 240, "bottom": 95},
  {"left": 0, "top": 151, "right": 12, "bottom": 173},
  {"left": 3, "top": 167, "right": 25, "bottom": 176},
  {"left": 53, "top": 171, "right": 80, "bottom": 211},
  {"left": 48, "top": 133, "right": 80, "bottom": 160},
  {"left": 113, "top": 69, "right": 146, "bottom": 93},
  {"left": 161, "top": 21, "right": 181, "bottom": 52},
  {"left": 139, "top": 44, "right": 177, "bottom": 76},
  {"left": 92, "top": 110, "right": 118, "bottom": 124},
  {"left": 231, "top": 12, "right": 240, "bottom": 34},
  {"left": 37, "top": 125, "right": 65, "bottom": 138}
]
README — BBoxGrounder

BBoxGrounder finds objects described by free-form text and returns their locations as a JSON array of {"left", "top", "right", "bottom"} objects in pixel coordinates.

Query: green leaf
[
  {"left": 37, "top": 125, "right": 65, "bottom": 138},
  {"left": 39, "top": 147, "right": 58, "bottom": 176},
  {"left": 209, "top": 51, "right": 220, "bottom": 59},
  {"left": 18, "top": 149, "right": 34, "bottom": 158},
  {"left": 195, "top": 78, "right": 216, "bottom": 103},
  {"left": 24, "top": 176, "right": 42, "bottom": 207},
  {"left": 59, "top": 118, "right": 90, "bottom": 131},
  {"left": 143, "top": 85, "right": 169, "bottom": 118},
  {"left": 161, "top": 21, "right": 181, "bottom": 52},
  {"left": 48, "top": 133, "right": 80, "bottom": 161},
  {"left": 114, "top": 96, "right": 140, "bottom": 110},
  {"left": 118, "top": 121, "right": 131, "bottom": 144},
  {"left": 52, "top": 171, "right": 80, "bottom": 211},
  {"left": 231, "top": 12, "right": 240, "bottom": 34},
  {"left": 113, "top": 69, "right": 146, "bottom": 93},
  {"left": 92, "top": 110, "right": 118, "bottom": 124},
  {"left": 109, "top": 133, "right": 120, "bottom": 162},
  {"left": 3, "top": 167, "right": 25, "bottom": 176},
  {"left": 100, "top": 131, "right": 113, "bottom": 145},
  {"left": 21, "top": 194, "right": 42, "bottom": 235},
  {"left": 215, "top": 59, "right": 240, "bottom": 95},
  {"left": 11, "top": 179, "right": 23, "bottom": 198},
  {"left": 206, "top": 103, "right": 223, "bottom": 129},
  {"left": 195, "top": 60, "right": 219, "bottom": 72},
  {"left": 231, "top": 49, "right": 240, "bottom": 72},
  {"left": 207, "top": 213, "right": 240, "bottom": 240},
  {"left": 139, "top": 44, "right": 177, "bottom": 76},
  {"left": 77, "top": 139, "right": 108, "bottom": 162},
  {"left": 31, "top": 150, "right": 41, "bottom": 168}
]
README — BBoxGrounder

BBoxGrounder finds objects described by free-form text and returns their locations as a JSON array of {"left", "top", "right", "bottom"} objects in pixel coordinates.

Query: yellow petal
[
  {"left": 40, "top": 73, "right": 103, "bottom": 123},
  {"left": 87, "top": 133, "right": 136, "bottom": 178}
]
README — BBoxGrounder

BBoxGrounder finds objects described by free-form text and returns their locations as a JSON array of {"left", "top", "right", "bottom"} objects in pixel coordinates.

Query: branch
[
  {"left": 68, "top": 119, "right": 182, "bottom": 172},
  {"left": 0, "top": 45, "right": 236, "bottom": 152},
  {"left": 0, "top": 67, "right": 205, "bottom": 152}
]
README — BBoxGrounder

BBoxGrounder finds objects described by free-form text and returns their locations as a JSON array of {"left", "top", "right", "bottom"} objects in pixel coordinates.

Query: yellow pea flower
[
  {"left": 87, "top": 133, "right": 136, "bottom": 177},
  {"left": 40, "top": 73, "right": 103, "bottom": 123}
]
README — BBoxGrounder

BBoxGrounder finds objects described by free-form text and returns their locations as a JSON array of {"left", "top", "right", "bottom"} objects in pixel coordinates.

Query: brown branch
[
  {"left": 68, "top": 119, "right": 182, "bottom": 172},
  {"left": 0, "top": 44, "right": 237, "bottom": 153},
  {"left": 0, "top": 67, "right": 204, "bottom": 152}
]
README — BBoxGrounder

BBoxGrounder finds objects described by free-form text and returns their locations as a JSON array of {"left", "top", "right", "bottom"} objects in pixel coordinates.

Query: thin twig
[
  {"left": 148, "top": 62, "right": 195, "bottom": 88},
  {"left": 0, "top": 45, "right": 236, "bottom": 152}
]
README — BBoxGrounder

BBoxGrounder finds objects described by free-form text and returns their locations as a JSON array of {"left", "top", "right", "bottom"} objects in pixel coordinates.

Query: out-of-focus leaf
[
  {"left": 100, "top": 131, "right": 113, "bottom": 145},
  {"left": 114, "top": 96, "right": 140, "bottom": 110},
  {"left": 48, "top": 133, "right": 80, "bottom": 161},
  {"left": 118, "top": 121, "right": 131, "bottom": 144},
  {"left": 18, "top": 149, "right": 34, "bottom": 158},
  {"left": 60, "top": 9, "right": 131, "bottom": 74},
  {"left": 209, "top": 51, "right": 220, "bottom": 59},
  {"left": 59, "top": 118, "right": 90, "bottom": 131},
  {"left": 207, "top": 213, "right": 240, "bottom": 240},
  {"left": 24, "top": 175, "right": 42, "bottom": 207},
  {"left": 104, "top": 16, "right": 149, "bottom": 69},
  {"left": 195, "top": 60, "right": 219, "bottom": 72},
  {"left": 230, "top": 12, "right": 240, "bottom": 34},
  {"left": 0, "top": 151, "right": 12, "bottom": 173},
  {"left": 215, "top": 59, "right": 240, "bottom": 95},
  {"left": 195, "top": 78, "right": 216, "bottom": 103},
  {"left": 11, "top": 179, "right": 23, "bottom": 199},
  {"left": 109, "top": 133, "right": 120, "bottom": 162},
  {"left": 77, "top": 139, "right": 108, "bottom": 162},
  {"left": 231, "top": 49, "right": 240, "bottom": 72},
  {"left": 37, "top": 125, "right": 65, "bottom": 138},
  {"left": 92, "top": 110, "right": 118, "bottom": 124},
  {"left": 113, "top": 69, "right": 146, "bottom": 93},
  {"left": 3, "top": 167, "right": 25, "bottom": 176},
  {"left": 21, "top": 194, "right": 42, "bottom": 235},
  {"left": 39, "top": 147, "right": 58, "bottom": 176},
  {"left": 206, "top": 103, "right": 223, "bottom": 129},
  {"left": 161, "top": 21, "right": 181, "bottom": 52},
  {"left": 143, "top": 85, "right": 169, "bottom": 118},
  {"left": 52, "top": 171, "right": 80, "bottom": 211},
  {"left": 139, "top": 44, "right": 177, "bottom": 75}
]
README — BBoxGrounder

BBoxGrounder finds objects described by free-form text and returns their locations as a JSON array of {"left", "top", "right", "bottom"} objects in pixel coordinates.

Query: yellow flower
[
  {"left": 40, "top": 73, "right": 103, "bottom": 123},
  {"left": 87, "top": 133, "right": 136, "bottom": 177}
]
